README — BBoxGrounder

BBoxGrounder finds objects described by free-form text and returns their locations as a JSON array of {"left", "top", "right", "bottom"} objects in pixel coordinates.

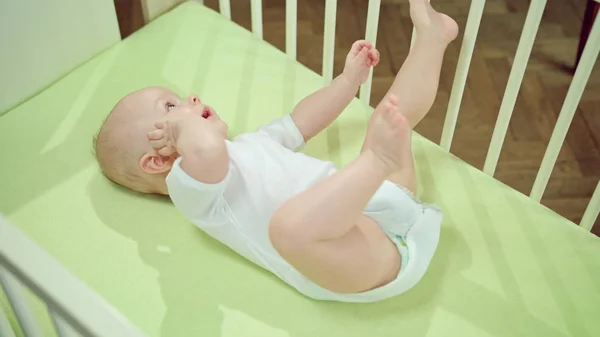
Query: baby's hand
[
  {"left": 148, "top": 120, "right": 179, "bottom": 157},
  {"left": 343, "top": 40, "right": 380, "bottom": 86},
  {"left": 148, "top": 113, "right": 222, "bottom": 157}
]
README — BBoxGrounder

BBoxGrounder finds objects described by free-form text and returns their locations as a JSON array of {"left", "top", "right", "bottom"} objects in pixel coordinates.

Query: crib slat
[
  {"left": 359, "top": 0, "right": 381, "bottom": 105},
  {"left": 50, "top": 308, "right": 81, "bottom": 337},
  {"left": 440, "top": 0, "right": 486, "bottom": 151},
  {"left": 0, "top": 302, "right": 16, "bottom": 337},
  {"left": 286, "top": 0, "right": 297, "bottom": 60},
  {"left": 530, "top": 16, "right": 600, "bottom": 201},
  {"left": 251, "top": 0, "right": 263, "bottom": 39},
  {"left": 322, "top": 0, "right": 338, "bottom": 84},
  {"left": 0, "top": 267, "right": 44, "bottom": 337},
  {"left": 219, "top": 0, "right": 231, "bottom": 20},
  {"left": 0, "top": 217, "right": 147, "bottom": 337},
  {"left": 483, "top": 0, "right": 547, "bottom": 176},
  {"left": 581, "top": 182, "right": 600, "bottom": 231},
  {"left": 140, "top": 0, "right": 150, "bottom": 24}
]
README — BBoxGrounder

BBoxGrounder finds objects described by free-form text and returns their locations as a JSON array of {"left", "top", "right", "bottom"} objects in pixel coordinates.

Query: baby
[{"left": 95, "top": 0, "right": 458, "bottom": 302}]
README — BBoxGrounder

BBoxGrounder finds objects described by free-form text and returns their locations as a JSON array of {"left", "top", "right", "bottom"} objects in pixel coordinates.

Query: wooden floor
[{"left": 115, "top": 0, "right": 600, "bottom": 234}]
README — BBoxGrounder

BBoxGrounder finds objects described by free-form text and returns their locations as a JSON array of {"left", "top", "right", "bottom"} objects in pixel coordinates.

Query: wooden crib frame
[{"left": 1, "top": 0, "right": 599, "bottom": 336}]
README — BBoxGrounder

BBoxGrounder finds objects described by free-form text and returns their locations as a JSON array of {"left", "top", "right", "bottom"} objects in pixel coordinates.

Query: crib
[{"left": 1, "top": 0, "right": 599, "bottom": 336}]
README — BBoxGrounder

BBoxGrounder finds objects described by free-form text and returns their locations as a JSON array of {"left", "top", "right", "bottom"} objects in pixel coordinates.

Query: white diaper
[{"left": 285, "top": 180, "right": 443, "bottom": 303}]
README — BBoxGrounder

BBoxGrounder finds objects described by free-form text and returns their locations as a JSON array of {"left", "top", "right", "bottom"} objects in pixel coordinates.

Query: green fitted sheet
[{"left": 1, "top": 2, "right": 600, "bottom": 336}]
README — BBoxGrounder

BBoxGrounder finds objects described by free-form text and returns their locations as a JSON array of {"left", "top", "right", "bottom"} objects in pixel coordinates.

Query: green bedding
[{"left": 1, "top": 2, "right": 599, "bottom": 336}]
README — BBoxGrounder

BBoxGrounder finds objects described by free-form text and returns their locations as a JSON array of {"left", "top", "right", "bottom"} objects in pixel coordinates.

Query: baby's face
[
  {"left": 114, "top": 86, "right": 229, "bottom": 178},
  {"left": 97, "top": 86, "right": 229, "bottom": 194},
  {"left": 126, "top": 87, "right": 228, "bottom": 140}
]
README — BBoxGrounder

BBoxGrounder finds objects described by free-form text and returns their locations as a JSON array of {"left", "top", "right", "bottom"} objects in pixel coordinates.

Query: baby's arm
[
  {"left": 150, "top": 114, "right": 228, "bottom": 184},
  {"left": 291, "top": 40, "right": 379, "bottom": 142},
  {"left": 177, "top": 119, "right": 228, "bottom": 184}
]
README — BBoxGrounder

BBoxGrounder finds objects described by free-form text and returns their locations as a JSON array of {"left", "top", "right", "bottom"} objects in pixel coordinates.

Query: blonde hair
[{"left": 93, "top": 107, "right": 152, "bottom": 194}]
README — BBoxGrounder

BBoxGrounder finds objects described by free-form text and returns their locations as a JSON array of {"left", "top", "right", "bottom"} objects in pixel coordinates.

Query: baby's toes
[
  {"left": 395, "top": 111, "right": 408, "bottom": 127},
  {"left": 382, "top": 103, "right": 397, "bottom": 123},
  {"left": 387, "top": 94, "right": 399, "bottom": 107},
  {"left": 394, "top": 113, "right": 411, "bottom": 138},
  {"left": 384, "top": 103, "right": 407, "bottom": 127}
]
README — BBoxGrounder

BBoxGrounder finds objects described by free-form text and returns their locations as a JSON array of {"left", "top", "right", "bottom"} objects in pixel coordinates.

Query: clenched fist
[{"left": 342, "top": 40, "right": 380, "bottom": 86}]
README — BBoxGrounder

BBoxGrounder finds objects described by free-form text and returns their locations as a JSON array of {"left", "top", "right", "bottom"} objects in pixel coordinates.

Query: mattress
[{"left": 1, "top": 2, "right": 599, "bottom": 336}]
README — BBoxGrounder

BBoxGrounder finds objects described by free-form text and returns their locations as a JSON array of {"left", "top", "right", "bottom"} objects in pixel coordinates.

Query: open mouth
[{"left": 201, "top": 106, "right": 213, "bottom": 119}]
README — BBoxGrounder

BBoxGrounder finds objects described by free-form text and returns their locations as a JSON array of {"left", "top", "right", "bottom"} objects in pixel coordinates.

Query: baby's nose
[{"left": 188, "top": 94, "right": 201, "bottom": 105}]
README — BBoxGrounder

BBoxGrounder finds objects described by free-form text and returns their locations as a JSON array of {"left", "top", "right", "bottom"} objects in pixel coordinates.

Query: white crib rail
[
  {"left": 440, "top": 0, "right": 486, "bottom": 151},
  {"left": 322, "top": 0, "right": 338, "bottom": 84},
  {"left": 0, "top": 268, "right": 44, "bottom": 337},
  {"left": 483, "top": 0, "right": 547, "bottom": 176},
  {"left": 581, "top": 182, "right": 600, "bottom": 231},
  {"left": 359, "top": 0, "right": 382, "bottom": 105},
  {"left": 0, "top": 297, "right": 16, "bottom": 337},
  {"left": 251, "top": 0, "right": 263, "bottom": 39},
  {"left": 49, "top": 308, "right": 81, "bottom": 337},
  {"left": 219, "top": 0, "right": 231, "bottom": 20},
  {"left": 286, "top": 0, "right": 297, "bottom": 60},
  {"left": 530, "top": 14, "right": 600, "bottom": 201},
  {"left": 0, "top": 216, "right": 147, "bottom": 337}
]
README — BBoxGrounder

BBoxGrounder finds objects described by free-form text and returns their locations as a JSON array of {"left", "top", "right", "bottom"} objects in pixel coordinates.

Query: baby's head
[{"left": 94, "top": 86, "right": 228, "bottom": 194}]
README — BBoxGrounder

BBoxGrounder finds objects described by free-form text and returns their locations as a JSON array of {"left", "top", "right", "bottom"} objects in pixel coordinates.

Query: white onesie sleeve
[
  {"left": 255, "top": 115, "right": 306, "bottom": 151},
  {"left": 165, "top": 157, "right": 231, "bottom": 227}
]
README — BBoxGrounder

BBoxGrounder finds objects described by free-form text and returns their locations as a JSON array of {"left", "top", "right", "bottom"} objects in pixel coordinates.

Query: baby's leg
[
  {"left": 269, "top": 99, "right": 409, "bottom": 294},
  {"left": 362, "top": 0, "right": 458, "bottom": 193},
  {"left": 383, "top": 0, "right": 458, "bottom": 128},
  {"left": 367, "top": 96, "right": 417, "bottom": 193}
]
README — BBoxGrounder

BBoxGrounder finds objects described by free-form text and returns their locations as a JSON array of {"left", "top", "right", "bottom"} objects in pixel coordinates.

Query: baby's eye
[{"left": 166, "top": 103, "right": 175, "bottom": 111}]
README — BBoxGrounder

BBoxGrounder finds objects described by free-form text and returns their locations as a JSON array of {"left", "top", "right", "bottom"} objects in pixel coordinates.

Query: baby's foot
[
  {"left": 409, "top": 0, "right": 459, "bottom": 45},
  {"left": 365, "top": 95, "right": 412, "bottom": 173}
]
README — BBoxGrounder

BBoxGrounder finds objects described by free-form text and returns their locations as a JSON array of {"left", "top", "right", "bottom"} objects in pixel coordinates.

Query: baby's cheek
[{"left": 215, "top": 121, "right": 229, "bottom": 138}]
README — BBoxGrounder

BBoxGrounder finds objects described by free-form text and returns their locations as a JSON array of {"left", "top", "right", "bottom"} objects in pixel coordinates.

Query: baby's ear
[{"left": 139, "top": 152, "right": 174, "bottom": 174}]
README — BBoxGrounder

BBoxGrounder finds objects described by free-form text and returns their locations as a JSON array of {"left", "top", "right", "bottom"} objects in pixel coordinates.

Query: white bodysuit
[{"left": 166, "top": 115, "right": 443, "bottom": 302}]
